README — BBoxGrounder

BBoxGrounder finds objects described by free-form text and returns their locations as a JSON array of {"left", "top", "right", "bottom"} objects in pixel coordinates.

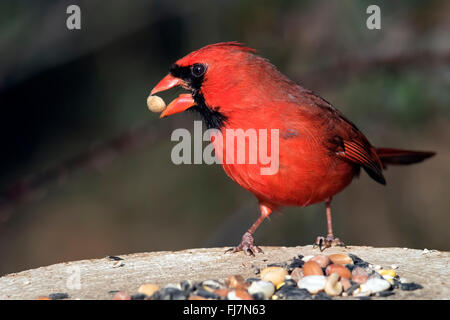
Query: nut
[
  {"left": 147, "top": 95, "right": 166, "bottom": 113},
  {"left": 310, "top": 255, "right": 330, "bottom": 268},
  {"left": 213, "top": 288, "right": 230, "bottom": 297},
  {"left": 324, "top": 273, "right": 343, "bottom": 296},
  {"left": 351, "top": 267, "right": 369, "bottom": 284},
  {"left": 188, "top": 295, "right": 207, "bottom": 300},
  {"left": 340, "top": 277, "right": 352, "bottom": 291},
  {"left": 326, "top": 264, "right": 351, "bottom": 279},
  {"left": 260, "top": 267, "right": 288, "bottom": 287},
  {"left": 379, "top": 269, "right": 396, "bottom": 278},
  {"left": 227, "top": 289, "right": 253, "bottom": 300},
  {"left": 290, "top": 267, "right": 304, "bottom": 282},
  {"left": 303, "top": 260, "right": 324, "bottom": 276},
  {"left": 138, "top": 283, "right": 160, "bottom": 297},
  {"left": 227, "top": 275, "right": 248, "bottom": 289},
  {"left": 328, "top": 253, "right": 353, "bottom": 265},
  {"left": 112, "top": 291, "right": 131, "bottom": 300}
]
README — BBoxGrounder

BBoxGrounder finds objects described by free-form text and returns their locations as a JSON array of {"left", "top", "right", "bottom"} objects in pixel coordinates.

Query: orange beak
[{"left": 151, "top": 74, "right": 196, "bottom": 118}]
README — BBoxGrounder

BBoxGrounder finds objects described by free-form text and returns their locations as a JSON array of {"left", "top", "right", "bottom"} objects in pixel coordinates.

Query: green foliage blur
[{"left": 0, "top": 0, "right": 448, "bottom": 275}]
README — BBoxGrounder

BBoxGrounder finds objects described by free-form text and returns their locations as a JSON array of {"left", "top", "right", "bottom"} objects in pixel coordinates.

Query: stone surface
[{"left": 0, "top": 246, "right": 448, "bottom": 300}]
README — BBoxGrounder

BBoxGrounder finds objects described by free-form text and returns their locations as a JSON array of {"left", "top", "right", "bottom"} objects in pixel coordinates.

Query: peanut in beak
[{"left": 147, "top": 95, "right": 167, "bottom": 113}]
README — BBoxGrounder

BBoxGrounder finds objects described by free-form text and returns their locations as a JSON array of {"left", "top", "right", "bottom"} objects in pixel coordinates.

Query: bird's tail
[{"left": 375, "top": 148, "right": 436, "bottom": 169}]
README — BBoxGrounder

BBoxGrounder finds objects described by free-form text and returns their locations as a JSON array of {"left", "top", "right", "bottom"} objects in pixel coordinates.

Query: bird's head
[{"left": 151, "top": 42, "right": 291, "bottom": 129}]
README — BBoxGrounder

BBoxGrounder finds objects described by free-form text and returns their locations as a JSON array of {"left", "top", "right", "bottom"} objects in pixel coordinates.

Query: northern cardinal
[{"left": 151, "top": 42, "right": 435, "bottom": 254}]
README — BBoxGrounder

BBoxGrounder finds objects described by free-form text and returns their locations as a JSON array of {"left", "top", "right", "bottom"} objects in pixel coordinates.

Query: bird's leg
[
  {"left": 314, "top": 198, "right": 345, "bottom": 251},
  {"left": 226, "top": 203, "right": 272, "bottom": 256}
]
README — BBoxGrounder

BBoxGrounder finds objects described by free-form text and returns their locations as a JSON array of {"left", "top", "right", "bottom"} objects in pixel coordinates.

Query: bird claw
[
  {"left": 313, "top": 235, "right": 346, "bottom": 251},
  {"left": 225, "top": 232, "right": 263, "bottom": 256}
]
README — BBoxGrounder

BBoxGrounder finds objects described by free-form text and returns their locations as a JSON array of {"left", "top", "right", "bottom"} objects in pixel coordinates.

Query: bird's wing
[
  {"left": 297, "top": 89, "right": 386, "bottom": 185},
  {"left": 340, "top": 139, "right": 385, "bottom": 184},
  {"left": 327, "top": 110, "right": 385, "bottom": 185}
]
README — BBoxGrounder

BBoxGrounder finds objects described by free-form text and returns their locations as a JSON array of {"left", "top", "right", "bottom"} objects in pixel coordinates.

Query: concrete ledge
[{"left": 0, "top": 245, "right": 448, "bottom": 300}]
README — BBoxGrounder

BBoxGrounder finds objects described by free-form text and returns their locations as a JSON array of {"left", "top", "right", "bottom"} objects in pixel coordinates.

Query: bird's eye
[{"left": 191, "top": 64, "right": 206, "bottom": 77}]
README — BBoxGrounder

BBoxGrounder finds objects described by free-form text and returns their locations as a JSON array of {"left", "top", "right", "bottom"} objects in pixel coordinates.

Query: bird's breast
[{"left": 210, "top": 118, "right": 357, "bottom": 207}]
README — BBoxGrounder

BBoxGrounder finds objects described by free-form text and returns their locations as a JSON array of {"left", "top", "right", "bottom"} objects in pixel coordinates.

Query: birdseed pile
[{"left": 38, "top": 252, "right": 423, "bottom": 300}]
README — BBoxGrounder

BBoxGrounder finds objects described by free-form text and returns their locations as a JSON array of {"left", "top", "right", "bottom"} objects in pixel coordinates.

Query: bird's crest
[{"left": 199, "top": 41, "right": 257, "bottom": 54}]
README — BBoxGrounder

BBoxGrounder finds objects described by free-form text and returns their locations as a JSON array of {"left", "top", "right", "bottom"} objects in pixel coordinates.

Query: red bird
[{"left": 151, "top": 42, "right": 435, "bottom": 254}]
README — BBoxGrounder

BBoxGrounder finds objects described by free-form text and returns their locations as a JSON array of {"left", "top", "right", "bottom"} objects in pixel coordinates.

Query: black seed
[
  {"left": 392, "top": 278, "right": 401, "bottom": 289},
  {"left": 160, "top": 287, "right": 187, "bottom": 300},
  {"left": 252, "top": 292, "right": 265, "bottom": 300},
  {"left": 314, "top": 291, "right": 332, "bottom": 300},
  {"left": 202, "top": 280, "right": 221, "bottom": 290},
  {"left": 49, "top": 293, "right": 69, "bottom": 300},
  {"left": 285, "top": 288, "right": 313, "bottom": 300},
  {"left": 276, "top": 286, "right": 311, "bottom": 300},
  {"left": 150, "top": 291, "right": 162, "bottom": 300},
  {"left": 194, "top": 289, "right": 220, "bottom": 300},
  {"left": 107, "top": 256, "right": 123, "bottom": 261},
  {"left": 348, "top": 254, "right": 369, "bottom": 268},
  {"left": 400, "top": 283, "right": 423, "bottom": 291},
  {"left": 288, "top": 256, "right": 305, "bottom": 271},
  {"left": 288, "top": 286, "right": 308, "bottom": 294},
  {"left": 172, "top": 292, "right": 187, "bottom": 300},
  {"left": 108, "top": 290, "right": 120, "bottom": 295},
  {"left": 158, "top": 288, "right": 182, "bottom": 300},
  {"left": 267, "top": 262, "right": 288, "bottom": 268},
  {"left": 191, "top": 281, "right": 203, "bottom": 292},
  {"left": 346, "top": 283, "right": 360, "bottom": 295},
  {"left": 131, "top": 293, "right": 147, "bottom": 300},
  {"left": 376, "top": 291, "right": 395, "bottom": 297},
  {"left": 286, "top": 293, "right": 313, "bottom": 300},
  {"left": 180, "top": 280, "right": 194, "bottom": 293},
  {"left": 246, "top": 277, "right": 260, "bottom": 283},
  {"left": 162, "top": 287, "right": 180, "bottom": 294},
  {"left": 284, "top": 279, "right": 297, "bottom": 287}
]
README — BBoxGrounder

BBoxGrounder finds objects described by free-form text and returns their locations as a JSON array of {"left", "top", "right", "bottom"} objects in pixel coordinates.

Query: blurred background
[{"left": 0, "top": 0, "right": 449, "bottom": 276}]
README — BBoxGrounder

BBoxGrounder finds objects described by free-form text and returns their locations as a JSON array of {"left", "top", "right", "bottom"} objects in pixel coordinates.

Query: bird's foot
[
  {"left": 225, "top": 232, "right": 263, "bottom": 256},
  {"left": 313, "top": 235, "right": 346, "bottom": 251}
]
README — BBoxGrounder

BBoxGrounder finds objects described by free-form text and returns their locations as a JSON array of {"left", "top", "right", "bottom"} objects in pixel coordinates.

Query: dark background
[{"left": 0, "top": 0, "right": 449, "bottom": 276}]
